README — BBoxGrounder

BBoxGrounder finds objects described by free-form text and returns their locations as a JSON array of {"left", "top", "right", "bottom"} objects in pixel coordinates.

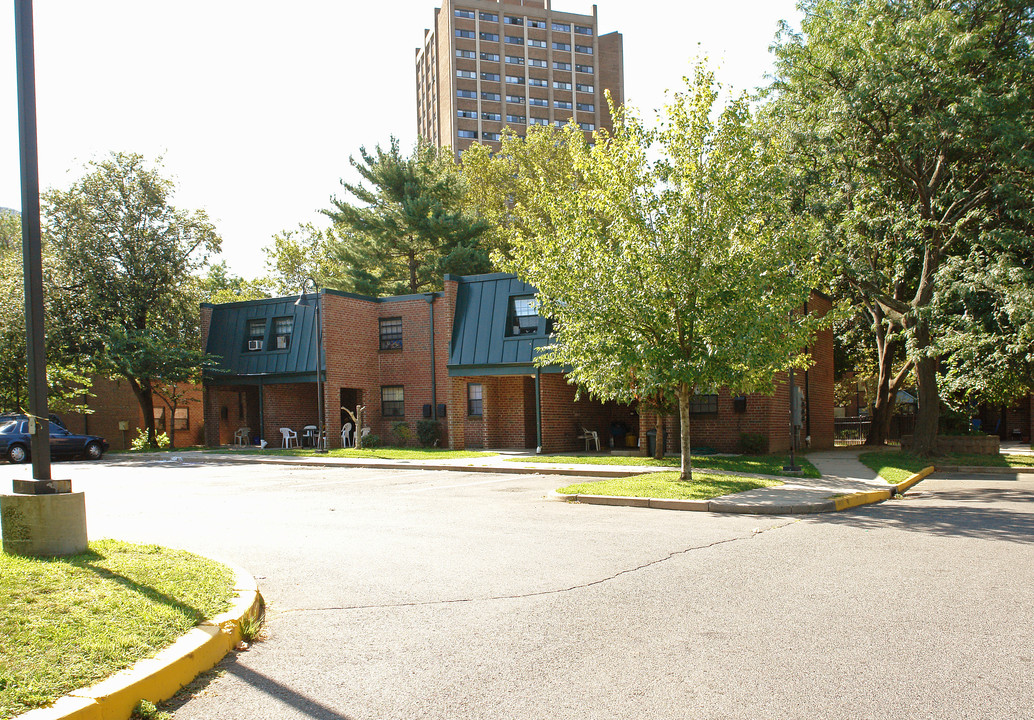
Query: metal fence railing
[
  {"left": 835, "top": 417, "right": 871, "bottom": 446},
  {"left": 835, "top": 414, "right": 917, "bottom": 446}
]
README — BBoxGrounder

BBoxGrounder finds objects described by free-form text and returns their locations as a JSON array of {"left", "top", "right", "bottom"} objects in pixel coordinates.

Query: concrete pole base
[{"left": 1, "top": 491, "right": 88, "bottom": 556}]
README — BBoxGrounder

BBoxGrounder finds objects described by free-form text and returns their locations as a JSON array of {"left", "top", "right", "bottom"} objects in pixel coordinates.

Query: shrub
[
  {"left": 131, "top": 428, "right": 170, "bottom": 451},
  {"left": 416, "top": 420, "right": 442, "bottom": 447},
  {"left": 391, "top": 422, "right": 412, "bottom": 446},
  {"left": 739, "top": 432, "right": 768, "bottom": 455},
  {"left": 362, "top": 433, "right": 380, "bottom": 448}
]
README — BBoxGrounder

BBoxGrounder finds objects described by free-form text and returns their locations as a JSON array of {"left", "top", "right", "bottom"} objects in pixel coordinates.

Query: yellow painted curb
[
  {"left": 894, "top": 466, "right": 936, "bottom": 494},
  {"left": 832, "top": 488, "right": 893, "bottom": 511},
  {"left": 15, "top": 696, "right": 102, "bottom": 720},
  {"left": 16, "top": 562, "right": 261, "bottom": 720}
]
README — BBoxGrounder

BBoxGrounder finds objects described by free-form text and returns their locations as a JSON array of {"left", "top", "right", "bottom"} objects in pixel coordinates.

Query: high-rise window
[
  {"left": 575, "top": 44, "right": 593, "bottom": 54},
  {"left": 575, "top": 64, "right": 593, "bottom": 74},
  {"left": 480, "top": 32, "right": 499, "bottom": 41},
  {"left": 574, "top": 25, "right": 593, "bottom": 35},
  {"left": 553, "top": 41, "right": 571, "bottom": 51},
  {"left": 455, "top": 9, "right": 474, "bottom": 18},
  {"left": 479, "top": 11, "right": 498, "bottom": 21},
  {"left": 482, "top": 111, "right": 501, "bottom": 121},
  {"left": 456, "top": 29, "right": 475, "bottom": 39},
  {"left": 551, "top": 22, "right": 570, "bottom": 32}
]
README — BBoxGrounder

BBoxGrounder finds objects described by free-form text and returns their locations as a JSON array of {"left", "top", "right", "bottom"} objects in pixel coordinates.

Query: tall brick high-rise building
[{"left": 416, "top": 0, "right": 624, "bottom": 155}]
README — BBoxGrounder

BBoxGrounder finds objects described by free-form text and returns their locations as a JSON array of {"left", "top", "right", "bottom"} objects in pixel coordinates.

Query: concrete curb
[
  {"left": 17, "top": 562, "right": 263, "bottom": 720},
  {"left": 551, "top": 465, "right": 938, "bottom": 515},
  {"left": 933, "top": 464, "right": 1034, "bottom": 476}
]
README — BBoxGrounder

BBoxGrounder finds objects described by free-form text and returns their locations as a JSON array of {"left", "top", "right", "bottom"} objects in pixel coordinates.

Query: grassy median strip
[
  {"left": 205, "top": 447, "right": 496, "bottom": 460},
  {"left": 557, "top": 471, "right": 783, "bottom": 500},
  {"left": 860, "top": 450, "right": 1034, "bottom": 484},
  {"left": 0, "top": 540, "right": 234, "bottom": 720},
  {"left": 515, "top": 453, "right": 819, "bottom": 478}
]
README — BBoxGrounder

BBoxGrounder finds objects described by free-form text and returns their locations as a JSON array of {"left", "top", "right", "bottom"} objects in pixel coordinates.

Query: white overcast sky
[{"left": 0, "top": 0, "right": 801, "bottom": 280}]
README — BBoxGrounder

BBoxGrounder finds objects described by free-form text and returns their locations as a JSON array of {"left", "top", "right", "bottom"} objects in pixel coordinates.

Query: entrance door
[{"left": 340, "top": 388, "right": 361, "bottom": 444}]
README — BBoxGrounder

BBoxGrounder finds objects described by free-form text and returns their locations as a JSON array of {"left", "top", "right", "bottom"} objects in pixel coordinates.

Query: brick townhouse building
[
  {"left": 60, "top": 376, "right": 204, "bottom": 451},
  {"left": 201, "top": 272, "right": 834, "bottom": 454}
]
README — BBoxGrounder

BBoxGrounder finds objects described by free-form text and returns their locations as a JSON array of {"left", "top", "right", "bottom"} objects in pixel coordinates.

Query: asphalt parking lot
[{"left": 6, "top": 459, "right": 1033, "bottom": 719}]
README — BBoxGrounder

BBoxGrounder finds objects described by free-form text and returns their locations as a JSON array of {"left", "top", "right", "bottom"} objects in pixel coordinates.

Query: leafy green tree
[
  {"left": 262, "top": 223, "right": 340, "bottom": 296},
  {"left": 195, "top": 261, "right": 271, "bottom": 305},
  {"left": 0, "top": 212, "right": 92, "bottom": 414},
  {"left": 44, "top": 152, "right": 220, "bottom": 447},
  {"left": 483, "top": 65, "right": 820, "bottom": 480},
  {"left": 771, "top": 0, "right": 1034, "bottom": 453},
  {"left": 324, "top": 138, "right": 491, "bottom": 295}
]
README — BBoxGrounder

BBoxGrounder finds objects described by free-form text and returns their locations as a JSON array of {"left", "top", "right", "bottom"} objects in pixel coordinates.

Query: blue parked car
[{"left": 0, "top": 415, "right": 109, "bottom": 463}]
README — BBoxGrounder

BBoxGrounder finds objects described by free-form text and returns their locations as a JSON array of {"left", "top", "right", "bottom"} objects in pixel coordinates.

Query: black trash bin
[{"left": 646, "top": 429, "right": 657, "bottom": 457}]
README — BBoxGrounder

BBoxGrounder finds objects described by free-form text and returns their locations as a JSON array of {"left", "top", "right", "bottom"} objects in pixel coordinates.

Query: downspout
[
  {"left": 258, "top": 381, "right": 265, "bottom": 446},
  {"left": 426, "top": 294, "right": 437, "bottom": 420},
  {"left": 803, "top": 299, "right": 811, "bottom": 445},
  {"left": 535, "top": 367, "right": 542, "bottom": 453}
]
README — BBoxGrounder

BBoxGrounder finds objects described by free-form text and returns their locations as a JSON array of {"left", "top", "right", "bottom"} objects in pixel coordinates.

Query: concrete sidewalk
[{"left": 118, "top": 445, "right": 904, "bottom": 515}]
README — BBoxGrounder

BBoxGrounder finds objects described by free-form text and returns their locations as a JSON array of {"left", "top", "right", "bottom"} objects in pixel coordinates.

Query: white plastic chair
[
  {"left": 341, "top": 422, "right": 353, "bottom": 448},
  {"left": 233, "top": 427, "right": 250, "bottom": 447},
  {"left": 302, "top": 424, "right": 318, "bottom": 447},
  {"left": 279, "top": 427, "right": 298, "bottom": 448},
  {"left": 578, "top": 426, "right": 600, "bottom": 452}
]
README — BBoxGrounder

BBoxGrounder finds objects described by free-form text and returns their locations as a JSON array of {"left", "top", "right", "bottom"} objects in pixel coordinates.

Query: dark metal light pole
[
  {"left": 15, "top": 0, "right": 51, "bottom": 485},
  {"left": 296, "top": 280, "right": 326, "bottom": 453}
]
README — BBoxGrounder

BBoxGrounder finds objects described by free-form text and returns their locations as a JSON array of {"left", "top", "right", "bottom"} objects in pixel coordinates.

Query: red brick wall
[
  {"left": 319, "top": 292, "right": 451, "bottom": 448},
  {"left": 64, "top": 375, "right": 204, "bottom": 451}
]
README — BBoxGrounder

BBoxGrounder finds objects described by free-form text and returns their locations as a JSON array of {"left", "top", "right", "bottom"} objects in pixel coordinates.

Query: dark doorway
[{"left": 340, "top": 388, "right": 361, "bottom": 427}]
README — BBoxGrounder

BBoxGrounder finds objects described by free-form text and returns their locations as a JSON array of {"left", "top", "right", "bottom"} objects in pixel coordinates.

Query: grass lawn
[
  {"left": 205, "top": 447, "right": 497, "bottom": 460},
  {"left": 0, "top": 540, "right": 234, "bottom": 719},
  {"left": 556, "top": 471, "right": 784, "bottom": 500},
  {"left": 512, "top": 452, "right": 820, "bottom": 478},
  {"left": 859, "top": 450, "right": 1034, "bottom": 484}
]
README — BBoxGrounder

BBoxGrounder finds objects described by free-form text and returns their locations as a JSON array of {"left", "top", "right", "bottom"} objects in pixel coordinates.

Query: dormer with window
[{"left": 245, "top": 319, "right": 266, "bottom": 352}]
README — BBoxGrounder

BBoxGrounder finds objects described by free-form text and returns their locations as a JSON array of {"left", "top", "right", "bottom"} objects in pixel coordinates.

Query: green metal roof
[
  {"left": 204, "top": 294, "right": 322, "bottom": 381},
  {"left": 448, "top": 274, "right": 558, "bottom": 376}
]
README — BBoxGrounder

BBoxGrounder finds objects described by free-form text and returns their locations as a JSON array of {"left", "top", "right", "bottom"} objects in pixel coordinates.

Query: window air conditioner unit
[
  {"left": 248, "top": 339, "right": 263, "bottom": 351},
  {"left": 276, "top": 335, "right": 288, "bottom": 349}
]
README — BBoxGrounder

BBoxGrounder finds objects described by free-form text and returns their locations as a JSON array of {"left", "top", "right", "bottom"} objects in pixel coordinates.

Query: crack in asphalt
[{"left": 278, "top": 519, "right": 798, "bottom": 614}]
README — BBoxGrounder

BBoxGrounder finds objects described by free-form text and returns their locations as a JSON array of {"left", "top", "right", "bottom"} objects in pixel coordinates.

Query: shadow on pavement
[
  {"left": 223, "top": 663, "right": 357, "bottom": 720},
  {"left": 819, "top": 501, "right": 1034, "bottom": 545}
]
